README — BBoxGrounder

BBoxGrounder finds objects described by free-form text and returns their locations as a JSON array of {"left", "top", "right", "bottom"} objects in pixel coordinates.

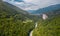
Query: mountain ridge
[
  {"left": 3, "top": 1, "right": 29, "bottom": 15},
  {"left": 31, "top": 4, "right": 60, "bottom": 14}
]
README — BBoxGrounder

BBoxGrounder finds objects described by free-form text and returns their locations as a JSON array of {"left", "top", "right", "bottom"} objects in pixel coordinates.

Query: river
[{"left": 29, "top": 22, "right": 38, "bottom": 36}]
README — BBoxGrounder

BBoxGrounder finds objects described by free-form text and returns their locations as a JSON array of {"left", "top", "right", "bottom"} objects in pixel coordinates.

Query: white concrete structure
[{"left": 42, "top": 14, "right": 48, "bottom": 20}]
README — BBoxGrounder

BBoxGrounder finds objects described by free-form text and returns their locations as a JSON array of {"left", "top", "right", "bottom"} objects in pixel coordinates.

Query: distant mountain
[
  {"left": 31, "top": 4, "right": 60, "bottom": 14},
  {"left": 28, "top": 10, "right": 36, "bottom": 13}
]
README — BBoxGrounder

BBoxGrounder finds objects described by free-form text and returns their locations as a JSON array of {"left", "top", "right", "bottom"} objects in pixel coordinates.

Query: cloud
[
  {"left": 24, "top": 0, "right": 33, "bottom": 3},
  {"left": 23, "top": 0, "right": 60, "bottom": 8},
  {"left": 3, "top": 0, "right": 60, "bottom": 10}
]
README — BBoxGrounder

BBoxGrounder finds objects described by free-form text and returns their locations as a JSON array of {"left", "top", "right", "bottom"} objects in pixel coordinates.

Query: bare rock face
[{"left": 42, "top": 14, "right": 48, "bottom": 20}]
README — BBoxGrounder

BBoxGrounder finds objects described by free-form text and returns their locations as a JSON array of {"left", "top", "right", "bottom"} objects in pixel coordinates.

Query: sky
[{"left": 3, "top": 0, "right": 60, "bottom": 10}]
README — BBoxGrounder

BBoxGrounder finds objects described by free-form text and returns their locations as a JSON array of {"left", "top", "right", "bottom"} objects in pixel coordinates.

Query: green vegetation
[
  {"left": 0, "top": 0, "right": 60, "bottom": 36},
  {"left": 0, "top": 1, "right": 35, "bottom": 36},
  {"left": 33, "top": 10, "right": 60, "bottom": 36}
]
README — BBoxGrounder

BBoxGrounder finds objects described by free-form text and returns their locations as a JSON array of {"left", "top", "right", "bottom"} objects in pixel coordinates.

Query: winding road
[{"left": 29, "top": 22, "right": 38, "bottom": 36}]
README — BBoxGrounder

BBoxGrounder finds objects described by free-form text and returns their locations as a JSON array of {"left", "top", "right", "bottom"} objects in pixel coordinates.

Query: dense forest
[
  {"left": 33, "top": 9, "right": 60, "bottom": 36},
  {"left": 0, "top": 0, "right": 35, "bottom": 36},
  {"left": 0, "top": 0, "right": 60, "bottom": 36}
]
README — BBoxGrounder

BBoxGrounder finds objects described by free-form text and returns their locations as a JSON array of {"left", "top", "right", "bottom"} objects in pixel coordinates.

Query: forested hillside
[
  {"left": 0, "top": 0, "right": 60, "bottom": 36},
  {"left": 2, "top": 1, "right": 40, "bottom": 21},
  {"left": 33, "top": 9, "right": 60, "bottom": 36},
  {"left": 0, "top": 0, "right": 35, "bottom": 36}
]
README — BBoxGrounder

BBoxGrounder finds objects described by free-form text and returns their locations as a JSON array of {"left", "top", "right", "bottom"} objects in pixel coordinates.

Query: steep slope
[
  {"left": 3, "top": 1, "right": 29, "bottom": 15},
  {"left": 0, "top": 1, "right": 35, "bottom": 36},
  {"left": 32, "top": 9, "right": 60, "bottom": 36},
  {"left": 31, "top": 4, "right": 60, "bottom": 14},
  {"left": 3, "top": 1, "right": 40, "bottom": 21}
]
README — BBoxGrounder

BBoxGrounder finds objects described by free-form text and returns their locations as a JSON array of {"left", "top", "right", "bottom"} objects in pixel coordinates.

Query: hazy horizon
[{"left": 3, "top": 0, "right": 60, "bottom": 10}]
